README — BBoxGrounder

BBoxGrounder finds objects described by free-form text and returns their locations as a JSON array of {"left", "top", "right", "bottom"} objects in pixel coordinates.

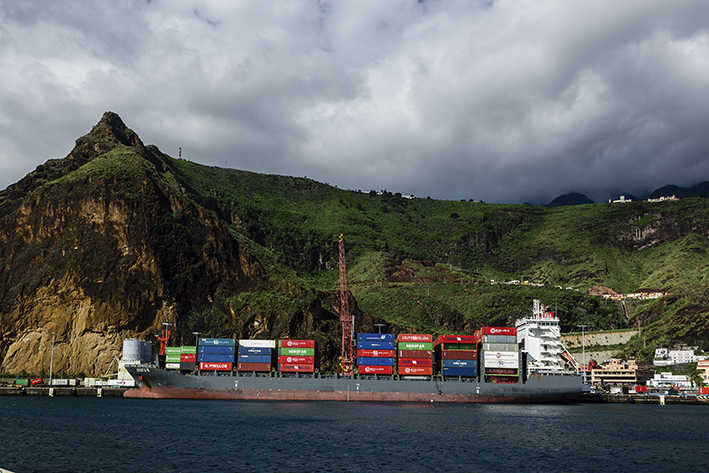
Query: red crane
[
  {"left": 338, "top": 234, "right": 355, "bottom": 374},
  {"left": 156, "top": 322, "right": 172, "bottom": 357}
]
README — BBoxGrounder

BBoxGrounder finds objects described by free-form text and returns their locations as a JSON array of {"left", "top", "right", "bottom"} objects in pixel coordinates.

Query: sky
[{"left": 1, "top": 1, "right": 709, "bottom": 204}]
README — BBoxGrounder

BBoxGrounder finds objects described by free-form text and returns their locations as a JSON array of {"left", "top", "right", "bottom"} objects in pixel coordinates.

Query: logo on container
[{"left": 287, "top": 357, "right": 293, "bottom": 363}]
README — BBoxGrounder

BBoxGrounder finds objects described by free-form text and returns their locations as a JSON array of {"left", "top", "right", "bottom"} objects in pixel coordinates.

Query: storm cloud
[{"left": 1, "top": 0, "right": 709, "bottom": 203}]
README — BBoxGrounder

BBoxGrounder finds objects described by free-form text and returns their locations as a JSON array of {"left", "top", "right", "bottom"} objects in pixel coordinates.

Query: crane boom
[{"left": 338, "top": 234, "right": 354, "bottom": 374}]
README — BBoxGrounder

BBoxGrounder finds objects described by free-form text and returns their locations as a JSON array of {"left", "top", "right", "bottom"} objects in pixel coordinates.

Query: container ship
[{"left": 123, "top": 300, "right": 586, "bottom": 403}]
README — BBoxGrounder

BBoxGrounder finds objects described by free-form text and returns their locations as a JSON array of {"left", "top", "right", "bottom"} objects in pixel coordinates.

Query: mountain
[
  {"left": 1, "top": 112, "right": 708, "bottom": 375},
  {"left": 649, "top": 182, "right": 709, "bottom": 199},
  {"left": 547, "top": 193, "right": 593, "bottom": 207}
]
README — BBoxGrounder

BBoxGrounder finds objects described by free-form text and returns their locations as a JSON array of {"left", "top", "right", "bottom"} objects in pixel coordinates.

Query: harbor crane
[{"left": 338, "top": 234, "right": 355, "bottom": 374}]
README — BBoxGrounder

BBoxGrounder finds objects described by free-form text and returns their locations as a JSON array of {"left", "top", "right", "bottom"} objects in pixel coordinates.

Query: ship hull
[{"left": 124, "top": 367, "right": 585, "bottom": 403}]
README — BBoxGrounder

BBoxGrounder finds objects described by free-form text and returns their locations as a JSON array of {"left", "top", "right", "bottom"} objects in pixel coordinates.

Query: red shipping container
[
  {"left": 398, "top": 350, "right": 433, "bottom": 359},
  {"left": 700, "top": 387, "right": 709, "bottom": 395},
  {"left": 398, "top": 358, "right": 433, "bottom": 367},
  {"left": 358, "top": 365, "right": 394, "bottom": 375},
  {"left": 635, "top": 385, "right": 648, "bottom": 393},
  {"left": 442, "top": 350, "right": 477, "bottom": 360},
  {"left": 484, "top": 368, "right": 517, "bottom": 375},
  {"left": 398, "top": 366, "right": 433, "bottom": 376},
  {"left": 279, "top": 363, "right": 315, "bottom": 372},
  {"left": 31, "top": 377, "right": 43, "bottom": 385},
  {"left": 237, "top": 362, "right": 271, "bottom": 372},
  {"left": 435, "top": 335, "right": 477, "bottom": 345},
  {"left": 180, "top": 354, "right": 197, "bottom": 362},
  {"left": 481, "top": 327, "right": 517, "bottom": 336},
  {"left": 279, "top": 339, "right": 315, "bottom": 348},
  {"left": 199, "top": 362, "right": 232, "bottom": 371},
  {"left": 277, "top": 355, "right": 315, "bottom": 365},
  {"left": 397, "top": 333, "right": 433, "bottom": 343},
  {"left": 357, "top": 349, "right": 396, "bottom": 358}
]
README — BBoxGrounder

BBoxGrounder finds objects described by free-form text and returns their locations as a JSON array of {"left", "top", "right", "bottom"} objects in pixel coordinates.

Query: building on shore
[
  {"left": 647, "top": 195, "right": 679, "bottom": 203},
  {"left": 653, "top": 347, "right": 707, "bottom": 366},
  {"left": 646, "top": 372, "right": 693, "bottom": 390},
  {"left": 698, "top": 360, "right": 709, "bottom": 386},
  {"left": 591, "top": 359, "right": 652, "bottom": 386}
]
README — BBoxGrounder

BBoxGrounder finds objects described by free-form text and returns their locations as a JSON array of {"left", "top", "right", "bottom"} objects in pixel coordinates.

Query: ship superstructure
[{"left": 516, "top": 300, "right": 577, "bottom": 374}]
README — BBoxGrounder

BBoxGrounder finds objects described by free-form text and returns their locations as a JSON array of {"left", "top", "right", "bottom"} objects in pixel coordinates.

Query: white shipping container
[
  {"left": 50, "top": 379, "right": 69, "bottom": 386},
  {"left": 239, "top": 339, "right": 276, "bottom": 349},
  {"left": 165, "top": 363, "right": 181, "bottom": 370},
  {"left": 484, "top": 352, "right": 519, "bottom": 369},
  {"left": 69, "top": 379, "right": 77, "bottom": 386},
  {"left": 102, "top": 379, "right": 136, "bottom": 387},
  {"left": 84, "top": 378, "right": 98, "bottom": 387}
]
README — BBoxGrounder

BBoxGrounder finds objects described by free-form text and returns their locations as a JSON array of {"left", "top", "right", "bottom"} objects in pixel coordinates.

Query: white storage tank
[{"left": 121, "top": 338, "right": 142, "bottom": 362}]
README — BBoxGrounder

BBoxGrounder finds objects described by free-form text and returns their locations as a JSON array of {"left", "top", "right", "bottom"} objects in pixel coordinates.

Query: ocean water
[{"left": 0, "top": 398, "right": 708, "bottom": 472}]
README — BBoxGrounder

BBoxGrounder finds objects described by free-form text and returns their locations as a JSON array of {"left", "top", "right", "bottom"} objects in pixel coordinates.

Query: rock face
[{"left": 0, "top": 113, "right": 270, "bottom": 375}]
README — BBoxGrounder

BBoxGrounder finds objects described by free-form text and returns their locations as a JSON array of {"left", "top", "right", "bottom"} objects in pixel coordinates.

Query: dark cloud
[{"left": 1, "top": 0, "right": 709, "bottom": 203}]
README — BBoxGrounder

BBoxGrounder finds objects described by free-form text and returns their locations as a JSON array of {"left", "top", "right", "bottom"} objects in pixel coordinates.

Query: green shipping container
[
  {"left": 443, "top": 343, "right": 476, "bottom": 350},
  {"left": 279, "top": 347, "right": 315, "bottom": 356},
  {"left": 166, "top": 356, "right": 181, "bottom": 363},
  {"left": 398, "top": 342, "right": 433, "bottom": 351},
  {"left": 15, "top": 378, "right": 29, "bottom": 386},
  {"left": 181, "top": 346, "right": 197, "bottom": 354},
  {"left": 166, "top": 347, "right": 181, "bottom": 354}
]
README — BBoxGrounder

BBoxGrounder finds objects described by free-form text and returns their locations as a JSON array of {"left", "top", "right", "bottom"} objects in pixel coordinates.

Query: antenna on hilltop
[{"left": 178, "top": 146, "right": 182, "bottom": 159}]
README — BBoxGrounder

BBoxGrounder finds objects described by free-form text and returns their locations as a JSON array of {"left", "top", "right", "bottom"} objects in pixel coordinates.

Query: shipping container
[
  {"left": 165, "top": 355, "right": 181, "bottom": 363},
  {"left": 483, "top": 343, "right": 519, "bottom": 352},
  {"left": 357, "top": 357, "right": 396, "bottom": 366},
  {"left": 197, "top": 353, "right": 234, "bottom": 363},
  {"left": 482, "top": 335, "right": 517, "bottom": 344},
  {"left": 483, "top": 352, "right": 519, "bottom": 369},
  {"left": 397, "top": 342, "right": 433, "bottom": 351},
  {"left": 200, "top": 362, "right": 233, "bottom": 371},
  {"left": 358, "top": 349, "right": 396, "bottom": 358},
  {"left": 278, "top": 363, "right": 315, "bottom": 373},
  {"left": 198, "top": 345, "right": 236, "bottom": 355},
  {"left": 700, "top": 387, "right": 709, "bottom": 395},
  {"left": 398, "top": 366, "right": 433, "bottom": 376},
  {"left": 165, "top": 363, "right": 181, "bottom": 370},
  {"left": 442, "top": 343, "right": 477, "bottom": 350},
  {"left": 484, "top": 368, "right": 518, "bottom": 375},
  {"left": 236, "top": 354, "right": 272, "bottom": 364},
  {"left": 181, "top": 345, "right": 197, "bottom": 354},
  {"left": 357, "top": 333, "right": 395, "bottom": 342},
  {"left": 14, "top": 378, "right": 29, "bottom": 386},
  {"left": 435, "top": 335, "right": 477, "bottom": 345},
  {"left": 238, "top": 339, "right": 276, "bottom": 349},
  {"left": 357, "top": 340, "right": 396, "bottom": 350},
  {"left": 398, "top": 350, "right": 433, "bottom": 359},
  {"left": 238, "top": 346, "right": 272, "bottom": 355},
  {"left": 278, "top": 347, "right": 315, "bottom": 356},
  {"left": 179, "top": 354, "right": 197, "bottom": 362},
  {"left": 397, "top": 334, "right": 433, "bottom": 343},
  {"left": 277, "top": 355, "right": 315, "bottom": 365},
  {"left": 199, "top": 338, "right": 236, "bottom": 346},
  {"left": 485, "top": 375, "right": 518, "bottom": 384},
  {"left": 180, "top": 362, "right": 196, "bottom": 371},
  {"left": 279, "top": 339, "right": 315, "bottom": 348},
  {"left": 634, "top": 385, "right": 648, "bottom": 393},
  {"left": 30, "top": 378, "right": 43, "bottom": 385},
  {"left": 443, "top": 359, "right": 475, "bottom": 368},
  {"left": 442, "top": 366, "right": 478, "bottom": 376},
  {"left": 236, "top": 362, "right": 271, "bottom": 372},
  {"left": 481, "top": 327, "right": 517, "bottom": 336},
  {"left": 165, "top": 347, "right": 182, "bottom": 354},
  {"left": 51, "top": 379, "right": 69, "bottom": 386},
  {"left": 358, "top": 365, "right": 394, "bottom": 375},
  {"left": 442, "top": 350, "right": 477, "bottom": 360},
  {"left": 398, "top": 358, "right": 433, "bottom": 367}
]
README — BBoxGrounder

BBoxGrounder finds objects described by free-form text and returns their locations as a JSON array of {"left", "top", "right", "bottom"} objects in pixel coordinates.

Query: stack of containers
[
  {"left": 165, "top": 347, "right": 181, "bottom": 370},
  {"left": 198, "top": 338, "right": 236, "bottom": 372},
  {"left": 480, "top": 327, "right": 519, "bottom": 383},
  {"left": 435, "top": 335, "right": 478, "bottom": 378},
  {"left": 180, "top": 345, "right": 197, "bottom": 371},
  {"left": 397, "top": 334, "right": 433, "bottom": 376},
  {"left": 357, "top": 333, "right": 396, "bottom": 375},
  {"left": 277, "top": 339, "right": 315, "bottom": 373},
  {"left": 238, "top": 339, "right": 275, "bottom": 372}
]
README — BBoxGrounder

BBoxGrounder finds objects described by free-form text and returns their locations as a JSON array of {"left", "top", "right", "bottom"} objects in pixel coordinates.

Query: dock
[{"left": 0, "top": 386, "right": 127, "bottom": 397}]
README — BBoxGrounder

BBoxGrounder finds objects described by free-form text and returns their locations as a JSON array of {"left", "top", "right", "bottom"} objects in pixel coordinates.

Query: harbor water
[{"left": 1, "top": 398, "right": 707, "bottom": 472}]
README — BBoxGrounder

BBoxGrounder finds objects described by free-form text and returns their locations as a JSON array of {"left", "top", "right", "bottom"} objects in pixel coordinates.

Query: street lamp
[
  {"left": 48, "top": 331, "right": 57, "bottom": 387},
  {"left": 192, "top": 331, "right": 202, "bottom": 347}
]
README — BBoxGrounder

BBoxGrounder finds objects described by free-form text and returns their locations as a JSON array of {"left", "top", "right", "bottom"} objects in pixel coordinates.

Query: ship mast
[{"left": 338, "top": 234, "right": 354, "bottom": 374}]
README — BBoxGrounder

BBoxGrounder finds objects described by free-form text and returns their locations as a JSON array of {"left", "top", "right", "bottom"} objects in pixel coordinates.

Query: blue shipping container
[
  {"left": 237, "top": 354, "right": 272, "bottom": 364},
  {"left": 357, "top": 340, "right": 396, "bottom": 350},
  {"left": 197, "top": 354, "right": 234, "bottom": 363},
  {"left": 198, "top": 338, "right": 236, "bottom": 347},
  {"left": 238, "top": 346, "right": 273, "bottom": 355},
  {"left": 442, "top": 359, "right": 475, "bottom": 368},
  {"left": 357, "top": 357, "right": 396, "bottom": 366},
  {"left": 442, "top": 366, "right": 478, "bottom": 376},
  {"left": 198, "top": 346, "right": 235, "bottom": 355},
  {"left": 357, "top": 333, "right": 395, "bottom": 342}
]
